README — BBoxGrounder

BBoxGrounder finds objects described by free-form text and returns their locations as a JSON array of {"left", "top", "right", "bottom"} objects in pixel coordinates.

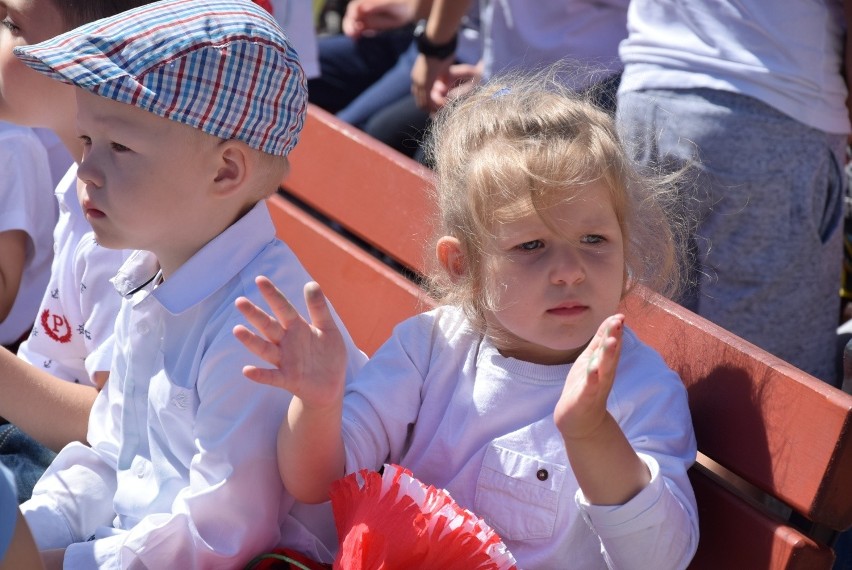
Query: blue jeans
[
  {"left": 0, "top": 423, "right": 55, "bottom": 503},
  {"left": 307, "top": 27, "right": 414, "bottom": 124},
  {"left": 337, "top": 42, "right": 418, "bottom": 129},
  {"left": 834, "top": 521, "right": 852, "bottom": 570}
]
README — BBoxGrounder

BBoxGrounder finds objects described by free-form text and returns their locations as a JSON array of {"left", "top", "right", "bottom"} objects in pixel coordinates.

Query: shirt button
[
  {"left": 536, "top": 469, "right": 549, "bottom": 481},
  {"left": 135, "top": 464, "right": 146, "bottom": 478}
]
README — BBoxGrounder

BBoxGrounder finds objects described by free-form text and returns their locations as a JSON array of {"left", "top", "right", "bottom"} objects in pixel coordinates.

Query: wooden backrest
[{"left": 274, "top": 104, "right": 852, "bottom": 568}]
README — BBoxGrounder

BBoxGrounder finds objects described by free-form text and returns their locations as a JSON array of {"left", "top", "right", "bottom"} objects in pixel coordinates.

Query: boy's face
[
  {"left": 481, "top": 182, "right": 625, "bottom": 365},
  {"left": 75, "top": 89, "right": 224, "bottom": 273},
  {"left": 0, "top": 0, "right": 74, "bottom": 128}
]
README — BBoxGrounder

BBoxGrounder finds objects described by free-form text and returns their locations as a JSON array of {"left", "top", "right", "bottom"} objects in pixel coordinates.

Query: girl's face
[
  {"left": 482, "top": 182, "right": 625, "bottom": 365},
  {"left": 0, "top": 0, "right": 74, "bottom": 129}
]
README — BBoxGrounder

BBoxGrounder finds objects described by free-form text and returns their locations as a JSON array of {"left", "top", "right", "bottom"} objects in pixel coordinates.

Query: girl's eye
[
  {"left": 581, "top": 234, "right": 606, "bottom": 245},
  {"left": 78, "top": 135, "right": 92, "bottom": 147},
  {"left": 516, "top": 239, "right": 544, "bottom": 251},
  {"left": 110, "top": 142, "right": 130, "bottom": 152},
  {"left": 1, "top": 18, "right": 19, "bottom": 34}
]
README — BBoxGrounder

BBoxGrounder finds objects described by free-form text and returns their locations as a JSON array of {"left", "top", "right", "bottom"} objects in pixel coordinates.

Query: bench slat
[
  {"left": 689, "top": 468, "right": 835, "bottom": 569},
  {"left": 268, "top": 194, "right": 426, "bottom": 356},
  {"left": 622, "top": 293, "right": 852, "bottom": 531},
  {"left": 285, "top": 104, "right": 436, "bottom": 274}
]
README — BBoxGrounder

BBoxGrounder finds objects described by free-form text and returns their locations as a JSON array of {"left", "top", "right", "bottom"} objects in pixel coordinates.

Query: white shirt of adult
[
  {"left": 0, "top": 123, "right": 59, "bottom": 345},
  {"left": 618, "top": 0, "right": 850, "bottom": 134},
  {"left": 481, "top": 0, "right": 630, "bottom": 88},
  {"left": 342, "top": 306, "right": 699, "bottom": 569},
  {"left": 15, "top": 164, "right": 129, "bottom": 384},
  {"left": 22, "top": 200, "right": 367, "bottom": 569}
]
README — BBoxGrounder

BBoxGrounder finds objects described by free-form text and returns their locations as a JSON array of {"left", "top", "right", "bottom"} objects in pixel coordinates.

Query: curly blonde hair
[{"left": 423, "top": 67, "right": 688, "bottom": 332}]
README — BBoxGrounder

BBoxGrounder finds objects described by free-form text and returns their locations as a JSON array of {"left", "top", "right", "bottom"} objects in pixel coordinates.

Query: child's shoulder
[{"left": 387, "top": 305, "right": 480, "bottom": 356}]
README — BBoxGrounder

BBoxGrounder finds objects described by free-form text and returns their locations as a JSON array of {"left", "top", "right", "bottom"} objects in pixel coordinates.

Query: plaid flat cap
[{"left": 14, "top": 0, "right": 306, "bottom": 156}]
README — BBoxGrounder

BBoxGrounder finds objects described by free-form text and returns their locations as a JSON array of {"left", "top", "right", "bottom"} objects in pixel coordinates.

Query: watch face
[{"left": 414, "top": 19, "right": 427, "bottom": 38}]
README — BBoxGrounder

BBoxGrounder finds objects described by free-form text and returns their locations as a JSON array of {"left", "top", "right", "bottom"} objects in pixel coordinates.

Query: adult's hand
[
  {"left": 430, "top": 60, "right": 483, "bottom": 110},
  {"left": 411, "top": 53, "right": 454, "bottom": 112},
  {"left": 342, "top": 0, "right": 416, "bottom": 39}
]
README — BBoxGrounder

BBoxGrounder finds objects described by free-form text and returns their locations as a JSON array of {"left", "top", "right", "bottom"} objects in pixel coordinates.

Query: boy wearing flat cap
[{"left": 14, "top": 0, "right": 366, "bottom": 567}]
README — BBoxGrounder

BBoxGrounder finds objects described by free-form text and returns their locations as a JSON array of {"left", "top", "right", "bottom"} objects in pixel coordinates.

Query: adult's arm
[
  {"left": 342, "top": 0, "right": 432, "bottom": 38},
  {"left": 410, "top": 0, "right": 473, "bottom": 110}
]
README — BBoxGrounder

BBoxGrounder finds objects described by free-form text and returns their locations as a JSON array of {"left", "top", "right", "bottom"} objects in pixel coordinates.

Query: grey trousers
[{"left": 617, "top": 88, "right": 846, "bottom": 384}]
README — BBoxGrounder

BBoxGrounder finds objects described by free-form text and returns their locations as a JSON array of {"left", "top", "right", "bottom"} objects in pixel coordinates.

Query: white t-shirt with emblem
[{"left": 16, "top": 164, "right": 129, "bottom": 385}]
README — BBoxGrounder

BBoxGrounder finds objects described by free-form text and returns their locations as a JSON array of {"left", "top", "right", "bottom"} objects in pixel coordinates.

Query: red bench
[{"left": 271, "top": 104, "right": 852, "bottom": 568}]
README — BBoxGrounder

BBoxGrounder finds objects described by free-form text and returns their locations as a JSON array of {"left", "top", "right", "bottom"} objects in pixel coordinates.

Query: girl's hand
[
  {"left": 554, "top": 314, "right": 624, "bottom": 440},
  {"left": 233, "top": 277, "right": 346, "bottom": 410}
]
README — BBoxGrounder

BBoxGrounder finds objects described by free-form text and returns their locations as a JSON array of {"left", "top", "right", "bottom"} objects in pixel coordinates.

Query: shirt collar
[{"left": 112, "top": 200, "right": 276, "bottom": 314}]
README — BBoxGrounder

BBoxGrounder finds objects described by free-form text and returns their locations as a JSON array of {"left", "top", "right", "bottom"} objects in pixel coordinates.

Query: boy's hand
[
  {"left": 554, "top": 314, "right": 624, "bottom": 440},
  {"left": 233, "top": 277, "right": 346, "bottom": 409}
]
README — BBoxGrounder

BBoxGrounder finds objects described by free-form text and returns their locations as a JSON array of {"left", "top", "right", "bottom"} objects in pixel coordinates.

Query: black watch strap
[{"left": 413, "top": 20, "right": 457, "bottom": 60}]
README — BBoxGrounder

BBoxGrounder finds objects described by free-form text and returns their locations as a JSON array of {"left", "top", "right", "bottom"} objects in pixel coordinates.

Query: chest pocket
[
  {"left": 148, "top": 374, "right": 198, "bottom": 460},
  {"left": 475, "top": 443, "right": 566, "bottom": 541}
]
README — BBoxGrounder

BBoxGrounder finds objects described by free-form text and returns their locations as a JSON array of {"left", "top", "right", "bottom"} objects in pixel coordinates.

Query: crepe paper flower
[
  {"left": 251, "top": 0, "right": 274, "bottom": 15},
  {"left": 330, "top": 464, "right": 518, "bottom": 570}
]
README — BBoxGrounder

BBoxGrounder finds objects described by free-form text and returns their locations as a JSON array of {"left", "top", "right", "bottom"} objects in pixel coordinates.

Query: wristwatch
[{"left": 413, "top": 20, "right": 457, "bottom": 60}]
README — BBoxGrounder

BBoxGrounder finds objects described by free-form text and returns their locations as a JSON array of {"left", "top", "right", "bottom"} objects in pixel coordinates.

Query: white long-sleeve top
[
  {"left": 23, "top": 200, "right": 367, "bottom": 569},
  {"left": 342, "top": 306, "right": 699, "bottom": 569}
]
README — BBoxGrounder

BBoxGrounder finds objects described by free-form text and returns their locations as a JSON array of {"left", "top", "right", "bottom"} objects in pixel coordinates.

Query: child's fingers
[
  {"left": 585, "top": 314, "right": 615, "bottom": 355},
  {"left": 235, "top": 296, "right": 285, "bottom": 345},
  {"left": 255, "top": 276, "right": 304, "bottom": 330},
  {"left": 233, "top": 324, "right": 281, "bottom": 366},
  {"left": 303, "top": 282, "right": 339, "bottom": 334},
  {"left": 595, "top": 315, "right": 625, "bottom": 383},
  {"left": 584, "top": 314, "right": 625, "bottom": 380},
  {"left": 241, "top": 365, "right": 287, "bottom": 388}
]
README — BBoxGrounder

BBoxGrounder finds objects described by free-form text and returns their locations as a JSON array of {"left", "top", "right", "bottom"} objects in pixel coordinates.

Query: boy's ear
[
  {"left": 437, "top": 236, "right": 466, "bottom": 282},
  {"left": 211, "top": 140, "right": 248, "bottom": 197}
]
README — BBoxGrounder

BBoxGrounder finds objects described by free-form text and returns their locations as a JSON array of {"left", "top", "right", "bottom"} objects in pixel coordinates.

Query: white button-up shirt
[{"left": 23, "top": 200, "right": 367, "bottom": 569}]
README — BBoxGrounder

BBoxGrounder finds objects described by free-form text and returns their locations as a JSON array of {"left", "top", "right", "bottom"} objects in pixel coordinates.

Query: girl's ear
[
  {"left": 437, "top": 236, "right": 466, "bottom": 282},
  {"left": 212, "top": 140, "right": 248, "bottom": 197}
]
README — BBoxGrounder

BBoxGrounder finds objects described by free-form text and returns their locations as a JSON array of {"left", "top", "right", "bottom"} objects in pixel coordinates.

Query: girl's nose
[{"left": 550, "top": 248, "right": 585, "bottom": 285}]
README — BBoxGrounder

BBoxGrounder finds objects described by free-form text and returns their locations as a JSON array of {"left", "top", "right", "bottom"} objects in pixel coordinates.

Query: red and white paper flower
[{"left": 329, "top": 464, "right": 518, "bottom": 570}]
